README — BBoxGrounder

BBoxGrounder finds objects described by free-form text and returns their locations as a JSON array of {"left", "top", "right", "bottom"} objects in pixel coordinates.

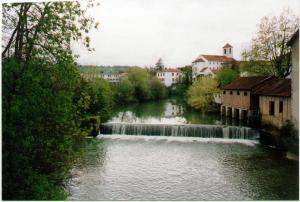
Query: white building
[
  {"left": 156, "top": 68, "right": 182, "bottom": 87},
  {"left": 287, "top": 29, "right": 299, "bottom": 130},
  {"left": 101, "top": 72, "right": 126, "bottom": 82},
  {"left": 192, "top": 43, "right": 238, "bottom": 80}
]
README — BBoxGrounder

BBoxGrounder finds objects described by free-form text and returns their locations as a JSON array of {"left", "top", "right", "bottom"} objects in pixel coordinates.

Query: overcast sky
[{"left": 73, "top": 0, "right": 299, "bottom": 67}]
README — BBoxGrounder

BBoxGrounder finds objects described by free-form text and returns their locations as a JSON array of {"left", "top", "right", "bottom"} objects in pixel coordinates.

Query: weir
[{"left": 100, "top": 123, "right": 259, "bottom": 140}]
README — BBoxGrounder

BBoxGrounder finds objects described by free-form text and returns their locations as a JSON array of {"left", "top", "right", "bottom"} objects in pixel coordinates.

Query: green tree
[
  {"left": 2, "top": 59, "right": 82, "bottom": 199},
  {"left": 241, "top": 9, "right": 299, "bottom": 78},
  {"left": 126, "top": 67, "right": 151, "bottom": 101},
  {"left": 215, "top": 68, "right": 239, "bottom": 87},
  {"left": 115, "top": 78, "right": 135, "bottom": 104},
  {"left": 155, "top": 58, "right": 164, "bottom": 71},
  {"left": 150, "top": 77, "right": 167, "bottom": 100},
  {"left": 88, "top": 78, "right": 113, "bottom": 122},
  {"left": 187, "top": 77, "right": 218, "bottom": 112},
  {"left": 2, "top": 1, "right": 99, "bottom": 199}
]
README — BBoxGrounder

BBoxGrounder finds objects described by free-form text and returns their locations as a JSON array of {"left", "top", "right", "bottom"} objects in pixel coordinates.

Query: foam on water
[{"left": 97, "top": 134, "right": 259, "bottom": 147}]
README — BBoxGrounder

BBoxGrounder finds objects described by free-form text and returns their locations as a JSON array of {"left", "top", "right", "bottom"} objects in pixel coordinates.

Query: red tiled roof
[
  {"left": 201, "top": 54, "right": 236, "bottom": 62},
  {"left": 252, "top": 78, "right": 291, "bottom": 97},
  {"left": 223, "top": 43, "right": 233, "bottom": 48},
  {"left": 223, "top": 76, "right": 271, "bottom": 90},
  {"left": 192, "top": 58, "right": 205, "bottom": 63}
]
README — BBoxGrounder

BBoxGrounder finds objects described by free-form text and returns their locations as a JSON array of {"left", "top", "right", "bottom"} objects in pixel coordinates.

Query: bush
[
  {"left": 187, "top": 77, "right": 218, "bottom": 112},
  {"left": 215, "top": 68, "right": 239, "bottom": 87},
  {"left": 279, "top": 120, "right": 299, "bottom": 154},
  {"left": 2, "top": 59, "right": 82, "bottom": 199}
]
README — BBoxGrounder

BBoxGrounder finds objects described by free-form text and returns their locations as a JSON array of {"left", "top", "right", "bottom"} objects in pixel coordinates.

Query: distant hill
[{"left": 78, "top": 65, "right": 139, "bottom": 75}]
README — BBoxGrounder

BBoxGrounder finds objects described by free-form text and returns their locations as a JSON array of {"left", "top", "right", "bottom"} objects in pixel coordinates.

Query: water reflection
[{"left": 110, "top": 99, "right": 248, "bottom": 127}]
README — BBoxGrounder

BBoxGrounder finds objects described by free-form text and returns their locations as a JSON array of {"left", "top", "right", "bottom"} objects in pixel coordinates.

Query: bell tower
[{"left": 223, "top": 43, "right": 233, "bottom": 58}]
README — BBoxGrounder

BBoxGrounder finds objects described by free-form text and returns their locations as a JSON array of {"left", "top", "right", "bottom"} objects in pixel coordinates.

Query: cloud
[{"left": 73, "top": 0, "right": 299, "bottom": 67}]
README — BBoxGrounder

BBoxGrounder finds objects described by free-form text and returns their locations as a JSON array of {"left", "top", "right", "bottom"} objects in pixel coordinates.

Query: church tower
[{"left": 223, "top": 43, "right": 233, "bottom": 58}]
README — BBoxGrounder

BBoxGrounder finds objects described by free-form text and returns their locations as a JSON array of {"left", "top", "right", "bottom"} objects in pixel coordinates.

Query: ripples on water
[{"left": 67, "top": 136, "right": 298, "bottom": 200}]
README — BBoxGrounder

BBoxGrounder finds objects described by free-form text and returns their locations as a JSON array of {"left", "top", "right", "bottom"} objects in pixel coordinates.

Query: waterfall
[{"left": 100, "top": 123, "right": 259, "bottom": 140}]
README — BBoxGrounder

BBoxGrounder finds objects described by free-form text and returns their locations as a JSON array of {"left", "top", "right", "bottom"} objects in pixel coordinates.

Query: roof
[
  {"left": 200, "top": 67, "right": 208, "bottom": 72},
  {"left": 223, "top": 43, "right": 233, "bottom": 48},
  {"left": 158, "top": 68, "right": 182, "bottom": 73},
  {"left": 201, "top": 54, "right": 236, "bottom": 62},
  {"left": 192, "top": 58, "right": 205, "bottom": 63},
  {"left": 222, "top": 76, "right": 271, "bottom": 90},
  {"left": 252, "top": 78, "right": 291, "bottom": 97},
  {"left": 287, "top": 29, "right": 299, "bottom": 46}
]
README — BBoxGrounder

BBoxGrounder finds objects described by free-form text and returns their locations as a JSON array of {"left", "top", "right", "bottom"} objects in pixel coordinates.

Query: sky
[{"left": 73, "top": 0, "right": 299, "bottom": 67}]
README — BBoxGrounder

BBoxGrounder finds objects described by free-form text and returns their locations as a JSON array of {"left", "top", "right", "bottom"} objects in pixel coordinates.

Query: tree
[
  {"left": 215, "top": 68, "right": 239, "bottom": 87},
  {"left": 155, "top": 58, "right": 164, "bottom": 70},
  {"left": 150, "top": 77, "right": 167, "bottom": 100},
  {"left": 126, "top": 67, "right": 151, "bottom": 101},
  {"left": 2, "top": 2, "right": 99, "bottom": 64},
  {"left": 241, "top": 9, "right": 299, "bottom": 78},
  {"left": 115, "top": 78, "right": 135, "bottom": 104},
  {"left": 88, "top": 78, "right": 113, "bottom": 122},
  {"left": 2, "top": 1, "right": 99, "bottom": 199},
  {"left": 187, "top": 77, "right": 218, "bottom": 112}
]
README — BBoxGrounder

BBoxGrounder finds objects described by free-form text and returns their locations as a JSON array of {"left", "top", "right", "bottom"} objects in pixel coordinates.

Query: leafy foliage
[
  {"left": 2, "top": 1, "right": 99, "bottom": 200},
  {"left": 241, "top": 9, "right": 299, "bottom": 78},
  {"left": 2, "top": 59, "right": 82, "bottom": 199},
  {"left": 2, "top": 1, "right": 99, "bottom": 63},
  {"left": 114, "top": 78, "right": 135, "bottom": 104},
  {"left": 215, "top": 68, "right": 239, "bottom": 87},
  {"left": 187, "top": 77, "right": 219, "bottom": 112}
]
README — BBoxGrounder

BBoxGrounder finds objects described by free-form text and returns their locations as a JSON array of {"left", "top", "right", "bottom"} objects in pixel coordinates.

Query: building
[
  {"left": 221, "top": 76, "right": 292, "bottom": 128},
  {"left": 252, "top": 78, "right": 291, "bottom": 128},
  {"left": 102, "top": 72, "right": 122, "bottom": 82},
  {"left": 192, "top": 43, "right": 238, "bottom": 80},
  {"left": 287, "top": 29, "right": 299, "bottom": 129},
  {"left": 156, "top": 68, "right": 182, "bottom": 87},
  {"left": 220, "top": 76, "right": 272, "bottom": 119}
]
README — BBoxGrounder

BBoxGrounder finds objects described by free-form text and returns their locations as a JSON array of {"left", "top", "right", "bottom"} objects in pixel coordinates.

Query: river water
[{"left": 67, "top": 99, "right": 298, "bottom": 200}]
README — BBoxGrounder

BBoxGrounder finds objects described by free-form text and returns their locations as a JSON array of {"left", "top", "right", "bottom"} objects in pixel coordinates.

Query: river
[{"left": 67, "top": 99, "right": 298, "bottom": 200}]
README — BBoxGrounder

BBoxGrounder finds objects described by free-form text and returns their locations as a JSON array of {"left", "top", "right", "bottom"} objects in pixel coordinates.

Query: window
[
  {"left": 269, "top": 101, "right": 275, "bottom": 115},
  {"left": 224, "top": 49, "right": 226, "bottom": 54},
  {"left": 172, "top": 73, "right": 174, "bottom": 76},
  {"left": 244, "top": 92, "right": 248, "bottom": 96},
  {"left": 172, "top": 78, "right": 175, "bottom": 82},
  {"left": 230, "top": 91, "right": 233, "bottom": 95},
  {"left": 177, "top": 73, "right": 179, "bottom": 76},
  {"left": 237, "top": 91, "right": 240, "bottom": 95},
  {"left": 279, "top": 101, "right": 283, "bottom": 113},
  {"left": 229, "top": 48, "right": 231, "bottom": 54},
  {"left": 223, "top": 91, "right": 226, "bottom": 94}
]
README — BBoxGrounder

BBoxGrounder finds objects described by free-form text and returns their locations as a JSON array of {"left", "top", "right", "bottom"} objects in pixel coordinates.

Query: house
[
  {"left": 220, "top": 76, "right": 272, "bottom": 119},
  {"left": 156, "top": 68, "right": 182, "bottom": 87},
  {"left": 287, "top": 29, "right": 299, "bottom": 129},
  {"left": 192, "top": 43, "right": 239, "bottom": 80},
  {"left": 221, "top": 76, "right": 292, "bottom": 128},
  {"left": 252, "top": 78, "right": 291, "bottom": 128}
]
